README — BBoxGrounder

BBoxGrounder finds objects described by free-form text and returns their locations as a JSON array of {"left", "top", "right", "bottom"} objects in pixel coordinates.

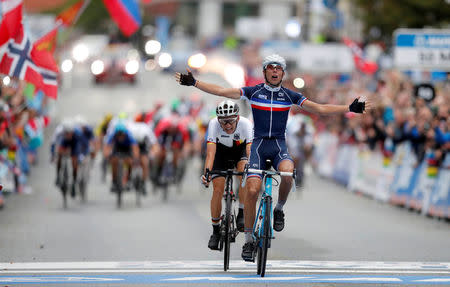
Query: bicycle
[
  {"left": 242, "top": 160, "right": 295, "bottom": 277},
  {"left": 204, "top": 168, "right": 243, "bottom": 271},
  {"left": 57, "top": 154, "right": 72, "bottom": 209},
  {"left": 113, "top": 153, "right": 133, "bottom": 209},
  {"left": 77, "top": 156, "right": 91, "bottom": 203},
  {"left": 131, "top": 163, "right": 144, "bottom": 207}
]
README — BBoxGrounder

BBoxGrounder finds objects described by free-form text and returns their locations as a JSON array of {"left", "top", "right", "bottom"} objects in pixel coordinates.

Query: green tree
[{"left": 350, "top": 0, "right": 450, "bottom": 43}]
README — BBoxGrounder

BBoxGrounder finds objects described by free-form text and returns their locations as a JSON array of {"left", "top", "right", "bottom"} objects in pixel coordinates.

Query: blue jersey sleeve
[
  {"left": 240, "top": 85, "right": 260, "bottom": 101},
  {"left": 287, "top": 89, "right": 308, "bottom": 106}
]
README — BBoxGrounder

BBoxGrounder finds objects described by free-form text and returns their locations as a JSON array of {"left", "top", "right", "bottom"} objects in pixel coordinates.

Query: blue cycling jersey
[
  {"left": 106, "top": 130, "right": 137, "bottom": 147},
  {"left": 78, "top": 126, "right": 95, "bottom": 155},
  {"left": 241, "top": 83, "right": 307, "bottom": 139}
]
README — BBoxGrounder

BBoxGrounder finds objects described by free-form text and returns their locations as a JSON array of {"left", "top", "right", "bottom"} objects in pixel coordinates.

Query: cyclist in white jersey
[
  {"left": 201, "top": 100, "right": 253, "bottom": 250},
  {"left": 176, "top": 54, "right": 370, "bottom": 261}
]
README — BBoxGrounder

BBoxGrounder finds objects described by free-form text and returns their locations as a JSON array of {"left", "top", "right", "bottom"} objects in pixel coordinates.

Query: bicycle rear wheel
[
  {"left": 260, "top": 199, "right": 271, "bottom": 277},
  {"left": 116, "top": 162, "right": 123, "bottom": 208},
  {"left": 61, "top": 163, "right": 69, "bottom": 209},
  {"left": 135, "top": 176, "right": 142, "bottom": 207},
  {"left": 223, "top": 193, "right": 232, "bottom": 271}
]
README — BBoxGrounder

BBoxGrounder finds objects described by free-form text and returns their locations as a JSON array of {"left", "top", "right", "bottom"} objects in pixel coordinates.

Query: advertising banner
[{"left": 394, "top": 29, "right": 450, "bottom": 71}]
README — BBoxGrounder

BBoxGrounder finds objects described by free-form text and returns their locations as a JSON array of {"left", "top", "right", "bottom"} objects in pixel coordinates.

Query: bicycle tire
[
  {"left": 61, "top": 162, "right": 68, "bottom": 209},
  {"left": 260, "top": 198, "right": 271, "bottom": 277},
  {"left": 223, "top": 193, "right": 232, "bottom": 271},
  {"left": 116, "top": 162, "right": 123, "bottom": 208},
  {"left": 79, "top": 178, "right": 86, "bottom": 203},
  {"left": 256, "top": 244, "right": 262, "bottom": 275},
  {"left": 136, "top": 177, "right": 142, "bottom": 207}
]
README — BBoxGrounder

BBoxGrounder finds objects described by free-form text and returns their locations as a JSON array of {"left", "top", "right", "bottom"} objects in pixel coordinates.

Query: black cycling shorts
[{"left": 211, "top": 143, "right": 247, "bottom": 178}]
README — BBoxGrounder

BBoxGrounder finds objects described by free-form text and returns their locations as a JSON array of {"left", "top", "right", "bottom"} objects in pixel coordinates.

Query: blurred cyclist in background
[
  {"left": 51, "top": 119, "right": 83, "bottom": 197},
  {"left": 286, "top": 108, "right": 315, "bottom": 186},
  {"left": 74, "top": 115, "right": 96, "bottom": 161},
  {"left": 176, "top": 53, "right": 369, "bottom": 261},
  {"left": 129, "top": 121, "right": 158, "bottom": 195},
  {"left": 104, "top": 122, "right": 139, "bottom": 192},
  {"left": 153, "top": 114, "right": 190, "bottom": 185},
  {"left": 96, "top": 113, "right": 113, "bottom": 182},
  {"left": 201, "top": 100, "right": 253, "bottom": 250}
]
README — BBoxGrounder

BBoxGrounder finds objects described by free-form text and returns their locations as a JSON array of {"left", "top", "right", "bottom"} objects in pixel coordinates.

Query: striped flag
[{"left": 102, "top": 0, "right": 141, "bottom": 37}]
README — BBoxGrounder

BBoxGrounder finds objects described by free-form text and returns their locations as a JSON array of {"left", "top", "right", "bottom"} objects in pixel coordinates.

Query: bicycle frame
[{"left": 252, "top": 174, "right": 273, "bottom": 243}]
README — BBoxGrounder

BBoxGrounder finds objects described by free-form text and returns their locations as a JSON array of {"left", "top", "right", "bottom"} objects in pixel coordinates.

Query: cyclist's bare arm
[
  {"left": 195, "top": 81, "right": 241, "bottom": 100},
  {"left": 302, "top": 98, "right": 371, "bottom": 115},
  {"left": 204, "top": 142, "right": 216, "bottom": 173},
  {"left": 246, "top": 143, "right": 251, "bottom": 158},
  {"left": 302, "top": 100, "right": 348, "bottom": 115},
  {"left": 175, "top": 69, "right": 240, "bottom": 99}
]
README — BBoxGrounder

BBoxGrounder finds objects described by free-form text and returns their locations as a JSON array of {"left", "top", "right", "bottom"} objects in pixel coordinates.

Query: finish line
[{"left": 1, "top": 261, "right": 450, "bottom": 284}]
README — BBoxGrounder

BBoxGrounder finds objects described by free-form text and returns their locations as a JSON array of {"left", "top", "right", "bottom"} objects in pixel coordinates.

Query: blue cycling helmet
[{"left": 114, "top": 122, "right": 127, "bottom": 134}]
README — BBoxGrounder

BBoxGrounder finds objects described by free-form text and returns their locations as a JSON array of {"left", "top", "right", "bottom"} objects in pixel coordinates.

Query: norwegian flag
[
  {"left": 0, "top": 29, "right": 59, "bottom": 99},
  {"left": 343, "top": 37, "right": 378, "bottom": 75},
  {"left": 0, "top": 29, "right": 44, "bottom": 87},
  {"left": 0, "top": 0, "right": 59, "bottom": 98}
]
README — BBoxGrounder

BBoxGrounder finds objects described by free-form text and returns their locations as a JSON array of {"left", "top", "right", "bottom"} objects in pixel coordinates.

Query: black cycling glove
[
  {"left": 349, "top": 98, "right": 365, "bottom": 113},
  {"left": 179, "top": 71, "right": 196, "bottom": 86}
]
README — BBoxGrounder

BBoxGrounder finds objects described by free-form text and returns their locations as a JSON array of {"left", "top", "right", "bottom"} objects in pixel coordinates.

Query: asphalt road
[{"left": 0, "top": 66, "right": 449, "bottom": 286}]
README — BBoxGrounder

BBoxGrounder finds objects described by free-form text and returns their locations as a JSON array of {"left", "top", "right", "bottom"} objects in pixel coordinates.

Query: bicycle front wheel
[
  {"left": 260, "top": 199, "right": 271, "bottom": 277},
  {"left": 223, "top": 193, "right": 232, "bottom": 271},
  {"left": 116, "top": 163, "right": 123, "bottom": 208}
]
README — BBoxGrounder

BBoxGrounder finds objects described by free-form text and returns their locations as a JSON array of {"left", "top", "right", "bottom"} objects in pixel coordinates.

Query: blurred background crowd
[{"left": 0, "top": 0, "right": 449, "bottom": 214}]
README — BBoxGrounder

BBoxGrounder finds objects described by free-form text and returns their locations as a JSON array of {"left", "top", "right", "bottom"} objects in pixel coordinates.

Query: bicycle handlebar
[
  {"left": 204, "top": 168, "right": 244, "bottom": 187},
  {"left": 247, "top": 168, "right": 294, "bottom": 177},
  {"left": 241, "top": 165, "right": 297, "bottom": 193}
]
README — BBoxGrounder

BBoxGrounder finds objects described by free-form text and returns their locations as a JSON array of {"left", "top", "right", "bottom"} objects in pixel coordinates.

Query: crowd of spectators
[
  {"left": 285, "top": 70, "right": 449, "bottom": 168},
  {"left": 0, "top": 77, "right": 50, "bottom": 208}
]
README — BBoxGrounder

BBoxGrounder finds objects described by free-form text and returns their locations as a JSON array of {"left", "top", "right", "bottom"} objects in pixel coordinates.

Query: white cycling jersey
[
  {"left": 207, "top": 116, "right": 253, "bottom": 148},
  {"left": 129, "top": 122, "right": 157, "bottom": 145}
]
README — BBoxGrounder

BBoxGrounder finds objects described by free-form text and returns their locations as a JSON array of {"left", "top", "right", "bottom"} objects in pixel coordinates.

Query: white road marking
[
  {"left": 164, "top": 276, "right": 314, "bottom": 281},
  {"left": 1, "top": 260, "right": 449, "bottom": 270},
  {"left": 1, "top": 269, "right": 450, "bottom": 275},
  {"left": 313, "top": 277, "right": 402, "bottom": 282},
  {"left": 0, "top": 277, "right": 123, "bottom": 282},
  {"left": 1, "top": 261, "right": 449, "bottom": 275}
]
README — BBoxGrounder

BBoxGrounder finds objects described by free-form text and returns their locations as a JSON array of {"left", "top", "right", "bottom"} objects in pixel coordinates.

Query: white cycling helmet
[
  {"left": 262, "top": 54, "right": 286, "bottom": 70},
  {"left": 74, "top": 114, "right": 88, "bottom": 127},
  {"left": 61, "top": 119, "right": 76, "bottom": 133},
  {"left": 216, "top": 100, "right": 239, "bottom": 118}
]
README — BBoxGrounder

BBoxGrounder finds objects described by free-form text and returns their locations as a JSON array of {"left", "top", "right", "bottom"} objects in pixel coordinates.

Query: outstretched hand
[
  {"left": 175, "top": 68, "right": 196, "bottom": 86},
  {"left": 349, "top": 97, "right": 372, "bottom": 114}
]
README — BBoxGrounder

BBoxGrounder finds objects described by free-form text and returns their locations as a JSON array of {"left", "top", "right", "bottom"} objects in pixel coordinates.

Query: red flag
[
  {"left": 56, "top": 0, "right": 84, "bottom": 27},
  {"left": 0, "top": 0, "right": 24, "bottom": 47},
  {"left": 34, "top": 26, "right": 58, "bottom": 54},
  {"left": 343, "top": 37, "right": 378, "bottom": 75},
  {"left": 31, "top": 35, "right": 59, "bottom": 99}
]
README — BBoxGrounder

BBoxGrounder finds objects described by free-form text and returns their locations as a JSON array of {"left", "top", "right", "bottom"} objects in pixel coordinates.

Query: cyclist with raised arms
[
  {"left": 201, "top": 100, "right": 253, "bottom": 250},
  {"left": 176, "top": 54, "right": 370, "bottom": 261}
]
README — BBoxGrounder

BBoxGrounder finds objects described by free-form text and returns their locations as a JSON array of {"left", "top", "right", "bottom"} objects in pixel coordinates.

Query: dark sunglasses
[
  {"left": 218, "top": 117, "right": 237, "bottom": 125},
  {"left": 265, "top": 64, "right": 283, "bottom": 71}
]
